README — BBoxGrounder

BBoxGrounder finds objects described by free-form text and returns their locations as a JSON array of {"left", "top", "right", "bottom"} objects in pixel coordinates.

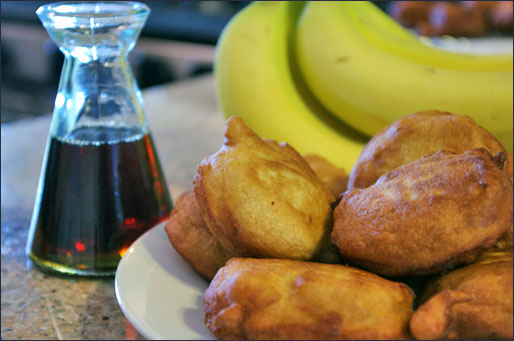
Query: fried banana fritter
[
  {"left": 494, "top": 152, "right": 513, "bottom": 250},
  {"left": 165, "top": 191, "right": 231, "bottom": 280},
  {"left": 203, "top": 258, "right": 415, "bottom": 340},
  {"left": 299, "top": 153, "right": 348, "bottom": 264},
  {"left": 332, "top": 149, "right": 513, "bottom": 277},
  {"left": 410, "top": 250, "right": 513, "bottom": 340},
  {"left": 495, "top": 225, "right": 513, "bottom": 250},
  {"left": 304, "top": 154, "right": 349, "bottom": 198},
  {"left": 194, "top": 117, "right": 334, "bottom": 260},
  {"left": 505, "top": 153, "right": 508, "bottom": 182},
  {"left": 348, "top": 111, "right": 506, "bottom": 189}
]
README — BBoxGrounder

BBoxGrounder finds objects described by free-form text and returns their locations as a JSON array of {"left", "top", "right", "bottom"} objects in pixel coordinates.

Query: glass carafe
[{"left": 27, "top": 1, "right": 172, "bottom": 277}]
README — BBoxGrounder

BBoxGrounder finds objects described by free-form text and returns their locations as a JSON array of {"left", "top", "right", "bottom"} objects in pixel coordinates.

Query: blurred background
[
  {"left": 1, "top": 1, "right": 512, "bottom": 124},
  {"left": 1, "top": 1, "right": 250, "bottom": 123}
]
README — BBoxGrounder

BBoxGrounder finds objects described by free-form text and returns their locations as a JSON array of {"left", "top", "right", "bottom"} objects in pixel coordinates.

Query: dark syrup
[{"left": 28, "top": 127, "right": 172, "bottom": 276}]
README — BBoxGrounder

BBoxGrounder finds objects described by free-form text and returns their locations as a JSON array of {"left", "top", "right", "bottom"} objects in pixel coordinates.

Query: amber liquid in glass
[{"left": 28, "top": 126, "right": 172, "bottom": 276}]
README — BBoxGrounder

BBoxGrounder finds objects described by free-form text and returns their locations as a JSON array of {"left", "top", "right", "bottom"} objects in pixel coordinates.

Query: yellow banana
[
  {"left": 349, "top": 1, "right": 422, "bottom": 46},
  {"left": 296, "top": 1, "right": 513, "bottom": 151},
  {"left": 350, "top": 2, "right": 513, "bottom": 72},
  {"left": 214, "top": 1, "right": 367, "bottom": 170}
]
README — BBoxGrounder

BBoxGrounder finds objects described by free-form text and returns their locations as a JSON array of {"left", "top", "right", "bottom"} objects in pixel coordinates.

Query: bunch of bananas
[{"left": 214, "top": 1, "right": 513, "bottom": 170}]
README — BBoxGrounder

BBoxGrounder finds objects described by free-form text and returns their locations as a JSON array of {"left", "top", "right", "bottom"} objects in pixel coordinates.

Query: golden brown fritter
[
  {"left": 417, "top": 2, "right": 488, "bottom": 37},
  {"left": 493, "top": 153, "right": 513, "bottom": 250},
  {"left": 304, "top": 154, "right": 349, "bottom": 198},
  {"left": 164, "top": 191, "right": 232, "bottom": 280},
  {"left": 388, "top": 1, "right": 434, "bottom": 27},
  {"left": 489, "top": 1, "right": 513, "bottom": 32},
  {"left": 203, "top": 257, "right": 415, "bottom": 340},
  {"left": 193, "top": 117, "right": 334, "bottom": 261},
  {"left": 348, "top": 111, "right": 506, "bottom": 189},
  {"left": 299, "top": 154, "right": 348, "bottom": 264},
  {"left": 505, "top": 153, "right": 508, "bottom": 182},
  {"left": 495, "top": 225, "right": 513, "bottom": 250},
  {"left": 332, "top": 149, "right": 513, "bottom": 277},
  {"left": 410, "top": 250, "right": 513, "bottom": 340}
]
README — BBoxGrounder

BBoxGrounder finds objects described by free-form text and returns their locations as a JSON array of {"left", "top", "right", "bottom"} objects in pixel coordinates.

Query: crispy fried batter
[
  {"left": 203, "top": 257, "right": 415, "bottom": 340},
  {"left": 492, "top": 152, "right": 513, "bottom": 250},
  {"left": 165, "top": 191, "right": 232, "bottom": 280},
  {"left": 332, "top": 149, "right": 513, "bottom": 277},
  {"left": 495, "top": 225, "right": 513, "bottom": 250},
  {"left": 193, "top": 117, "right": 334, "bottom": 260},
  {"left": 410, "top": 250, "right": 513, "bottom": 340},
  {"left": 300, "top": 154, "right": 347, "bottom": 264},
  {"left": 348, "top": 111, "right": 506, "bottom": 189},
  {"left": 505, "top": 153, "right": 508, "bottom": 182},
  {"left": 304, "top": 154, "right": 349, "bottom": 198}
]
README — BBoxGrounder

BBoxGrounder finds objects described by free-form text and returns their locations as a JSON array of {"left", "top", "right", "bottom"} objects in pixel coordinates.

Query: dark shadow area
[{"left": 0, "top": 1, "right": 249, "bottom": 124}]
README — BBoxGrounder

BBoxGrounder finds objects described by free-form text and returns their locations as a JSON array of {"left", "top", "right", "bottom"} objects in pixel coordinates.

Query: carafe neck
[
  {"left": 36, "top": 2, "right": 151, "bottom": 142},
  {"left": 37, "top": 2, "right": 149, "bottom": 61},
  {"left": 51, "top": 45, "right": 146, "bottom": 142}
]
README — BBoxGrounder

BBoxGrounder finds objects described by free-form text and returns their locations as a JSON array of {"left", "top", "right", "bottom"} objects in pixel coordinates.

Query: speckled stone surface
[{"left": 1, "top": 75, "right": 225, "bottom": 340}]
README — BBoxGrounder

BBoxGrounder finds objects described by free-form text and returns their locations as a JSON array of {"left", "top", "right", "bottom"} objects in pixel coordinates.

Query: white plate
[
  {"left": 424, "top": 36, "right": 513, "bottom": 54},
  {"left": 115, "top": 222, "right": 215, "bottom": 340}
]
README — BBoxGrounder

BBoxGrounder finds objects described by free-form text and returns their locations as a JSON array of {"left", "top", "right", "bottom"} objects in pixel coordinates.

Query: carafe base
[{"left": 28, "top": 252, "right": 117, "bottom": 277}]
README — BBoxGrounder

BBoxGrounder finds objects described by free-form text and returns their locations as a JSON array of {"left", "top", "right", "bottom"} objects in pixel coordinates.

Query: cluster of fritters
[
  {"left": 389, "top": 1, "right": 513, "bottom": 36},
  {"left": 165, "top": 111, "right": 513, "bottom": 340}
]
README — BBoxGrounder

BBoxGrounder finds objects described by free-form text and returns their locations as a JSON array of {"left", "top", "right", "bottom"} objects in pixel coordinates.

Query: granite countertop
[{"left": 1, "top": 75, "right": 225, "bottom": 340}]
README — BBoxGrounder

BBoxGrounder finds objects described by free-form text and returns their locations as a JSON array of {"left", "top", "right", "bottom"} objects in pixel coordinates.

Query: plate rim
[
  {"left": 114, "top": 222, "right": 215, "bottom": 340},
  {"left": 114, "top": 223, "right": 165, "bottom": 340}
]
